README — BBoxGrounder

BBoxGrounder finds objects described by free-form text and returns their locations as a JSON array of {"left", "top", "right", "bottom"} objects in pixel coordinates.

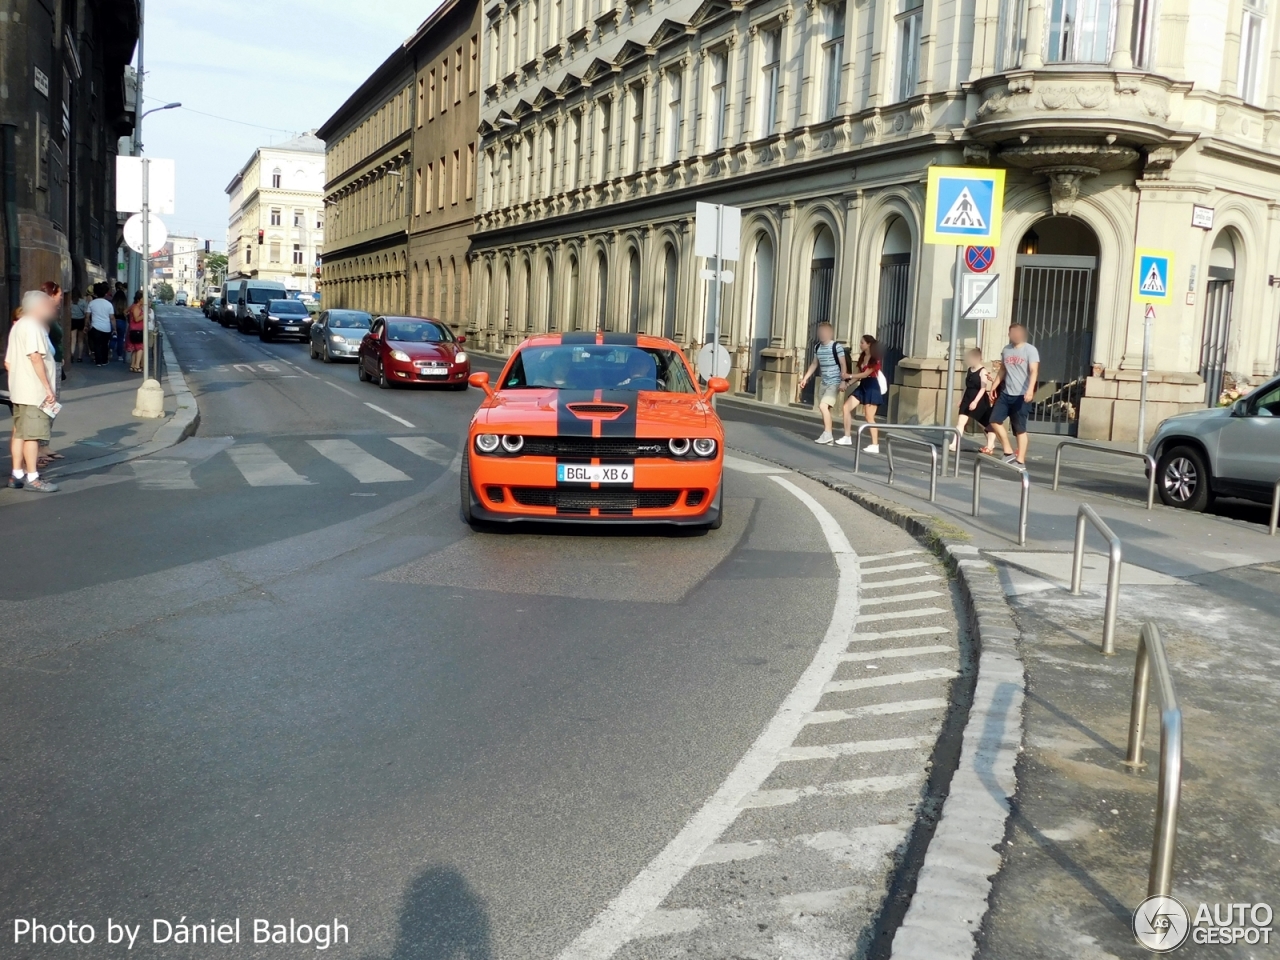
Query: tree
[
  {"left": 156, "top": 282, "right": 175, "bottom": 303},
  {"left": 204, "top": 252, "right": 228, "bottom": 285}
]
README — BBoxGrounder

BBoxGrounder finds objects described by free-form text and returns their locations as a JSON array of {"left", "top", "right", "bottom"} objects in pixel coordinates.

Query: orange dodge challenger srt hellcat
[{"left": 462, "top": 332, "right": 729, "bottom": 527}]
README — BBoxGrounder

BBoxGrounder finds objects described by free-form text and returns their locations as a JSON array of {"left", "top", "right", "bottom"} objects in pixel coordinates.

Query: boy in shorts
[{"left": 798, "top": 322, "right": 848, "bottom": 444}]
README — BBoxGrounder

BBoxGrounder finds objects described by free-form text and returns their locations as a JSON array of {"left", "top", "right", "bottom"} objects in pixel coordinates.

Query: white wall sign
[
  {"left": 961, "top": 273, "right": 999, "bottom": 319},
  {"left": 115, "top": 156, "right": 176, "bottom": 215},
  {"left": 1191, "top": 205, "right": 1214, "bottom": 229},
  {"left": 33, "top": 66, "right": 49, "bottom": 96},
  {"left": 694, "top": 202, "right": 742, "bottom": 260}
]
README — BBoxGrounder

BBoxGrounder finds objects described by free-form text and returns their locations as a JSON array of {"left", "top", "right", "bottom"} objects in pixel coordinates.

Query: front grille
[
  {"left": 510, "top": 487, "right": 682, "bottom": 513},
  {"left": 685, "top": 490, "right": 706, "bottom": 507},
  {"left": 519, "top": 436, "right": 669, "bottom": 460},
  {"left": 485, "top": 485, "right": 506, "bottom": 503}
]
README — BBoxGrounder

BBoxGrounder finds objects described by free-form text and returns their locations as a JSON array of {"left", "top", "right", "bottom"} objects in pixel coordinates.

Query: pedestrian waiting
[
  {"left": 989, "top": 322, "right": 1040, "bottom": 467},
  {"left": 127, "top": 291, "right": 146, "bottom": 373},
  {"left": 5, "top": 291, "right": 60, "bottom": 493},
  {"left": 68, "top": 288, "right": 87, "bottom": 363},
  {"left": 87, "top": 283, "right": 114, "bottom": 366}
]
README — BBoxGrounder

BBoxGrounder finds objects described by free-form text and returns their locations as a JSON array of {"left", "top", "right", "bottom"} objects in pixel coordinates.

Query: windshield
[
  {"left": 502, "top": 344, "right": 697, "bottom": 393},
  {"left": 247, "top": 287, "right": 284, "bottom": 304},
  {"left": 385, "top": 319, "right": 452, "bottom": 343},
  {"left": 329, "top": 311, "right": 371, "bottom": 329},
  {"left": 227, "top": 288, "right": 240, "bottom": 304},
  {"left": 268, "top": 300, "right": 308, "bottom": 315}
]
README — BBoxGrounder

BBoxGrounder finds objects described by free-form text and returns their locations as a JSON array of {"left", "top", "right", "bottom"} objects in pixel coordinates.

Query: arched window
[
  {"left": 747, "top": 234, "right": 775, "bottom": 393},
  {"left": 877, "top": 217, "right": 912, "bottom": 385},
  {"left": 544, "top": 254, "right": 556, "bottom": 330},
  {"left": 271, "top": 168, "right": 282, "bottom": 189},
  {"left": 595, "top": 252, "right": 608, "bottom": 331},
  {"left": 568, "top": 255, "right": 580, "bottom": 329},
  {"left": 627, "top": 248, "right": 641, "bottom": 332},
  {"left": 662, "top": 244, "right": 679, "bottom": 341},
  {"left": 800, "top": 226, "right": 837, "bottom": 405}
]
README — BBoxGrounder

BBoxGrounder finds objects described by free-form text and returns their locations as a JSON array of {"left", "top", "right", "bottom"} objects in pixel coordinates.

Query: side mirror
[
  {"left": 705, "top": 376, "right": 730, "bottom": 398},
  {"left": 469, "top": 371, "right": 494, "bottom": 398},
  {"left": 457, "top": 334, "right": 467, "bottom": 344}
]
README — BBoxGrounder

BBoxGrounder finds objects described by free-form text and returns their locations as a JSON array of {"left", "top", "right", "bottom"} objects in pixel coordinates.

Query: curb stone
[
  {"left": 49, "top": 319, "right": 200, "bottom": 479},
  {"left": 727, "top": 448, "right": 1025, "bottom": 960}
]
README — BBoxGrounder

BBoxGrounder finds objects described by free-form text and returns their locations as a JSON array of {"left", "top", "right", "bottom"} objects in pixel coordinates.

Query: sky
[{"left": 139, "top": 1, "right": 439, "bottom": 247}]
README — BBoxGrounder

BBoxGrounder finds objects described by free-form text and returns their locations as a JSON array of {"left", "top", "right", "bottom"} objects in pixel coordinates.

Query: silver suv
[{"left": 1146, "top": 375, "right": 1280, "bottom": 511}]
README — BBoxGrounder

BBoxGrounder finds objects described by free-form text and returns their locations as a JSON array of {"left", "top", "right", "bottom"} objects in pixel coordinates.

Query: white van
[{"left": 236, "top": 280, "right": 288, "bottom": 334}]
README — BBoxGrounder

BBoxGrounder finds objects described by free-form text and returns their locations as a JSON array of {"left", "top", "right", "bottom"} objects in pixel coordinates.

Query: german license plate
[{"left": 557, "top": 464, "right": 634, "bottom": 484}]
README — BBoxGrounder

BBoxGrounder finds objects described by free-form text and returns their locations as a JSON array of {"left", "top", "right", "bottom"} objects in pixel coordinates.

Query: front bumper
[
  {"left": 384, "top": 356, "right": 470, "bottom": 384},
  {"left": 325, "top": 339, "right": 362, "bottom": 358},
  {"left": 467, "top": 453, "right": 723, "bottom": 524},
  {"left": 264, "top": 319, "right": 312, "bottom": 339}
]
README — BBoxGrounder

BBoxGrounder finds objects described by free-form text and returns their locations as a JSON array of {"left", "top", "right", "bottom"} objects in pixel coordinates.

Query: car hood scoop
[{"left": 566, "top": 401, "right": 629, "bottom": 419}]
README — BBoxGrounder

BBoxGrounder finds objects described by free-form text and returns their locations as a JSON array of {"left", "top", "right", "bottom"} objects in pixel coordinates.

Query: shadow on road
[{"left": 369, "top": 865, "right": 493, "bottom": 960}]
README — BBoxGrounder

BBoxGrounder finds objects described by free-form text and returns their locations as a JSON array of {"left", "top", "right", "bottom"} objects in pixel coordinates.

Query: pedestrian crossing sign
[
  {"left": 1133, "top": 248, "right": 1174, "bottom": 304},
  {"left": 924, "top": 166, "right": 1005, "bottom": 246}
]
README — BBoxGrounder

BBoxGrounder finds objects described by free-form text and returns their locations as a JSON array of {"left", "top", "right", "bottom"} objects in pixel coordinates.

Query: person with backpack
[
  {"left": 797, "top": 321, "right": 849, "bottom": 444},
  {"left": 838, "top": 335, "right": 887, "bottom": 452}
]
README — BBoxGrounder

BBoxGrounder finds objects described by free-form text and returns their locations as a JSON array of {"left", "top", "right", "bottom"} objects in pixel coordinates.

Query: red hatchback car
[{"left": 357, "top": 316, "right": 471, "bottom": 389}]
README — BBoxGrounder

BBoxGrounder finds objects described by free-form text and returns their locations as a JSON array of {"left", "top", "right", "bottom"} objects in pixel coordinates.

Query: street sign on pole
[
  {"left": 115, "top": 156, "right": 175, "bottom": 215},
  {"left": 965, "top": 245, "right": 995, "bottom": 273},
  {"left": 1133, "top": 248, "right": 1174, "bottom": 304},
  {"left": 694, "top": 202, "right": 742, "bottom": 382},
  {"left": 1137, "top": 303, "right": 1156, "bottom": 453},
  {"left": 924, "top": 167, "right": 1006, "bottom": 246},
  {"left": 961, "top": 273, "right": 999, "bottom": 319},
  {"left": 123, "top": 212, "right": 167, "bottom": 255}
]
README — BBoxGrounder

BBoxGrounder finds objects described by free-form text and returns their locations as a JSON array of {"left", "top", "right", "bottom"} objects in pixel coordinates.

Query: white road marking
[
  {"left": 389, "top": 435, "right": 455, "bottom": 464},
  {"left": 859, "top": 590, "right": 943, "bottom": 608},
  {"left": 804, "top": 698, "right": 949, "bottom": 725},
  {"left": 860, "top": 574, "right": 942, "bottom": 591},
  {"left": 849, "top": 626, "right": 951, "bottom": 644},
  {"left": 232, "top": 363, "right": 254, "bottom": 373},
  {"left": 226, "top": 443, "right": 313, "bottom": 487},
  {"left": 697, "top": 840, "right": 771, "bottom": 865},
  {"left": 859, "top": 549, "right": 924, "bottom": 564},
  {"left": 724, "top": 455, "right": 789, "bottom": 475},
  {"left": 779, "top": 735, "right": 933, "bottom": 762},
  {"left": 131, "top": 459, "right": 196, "bottom": 490},
  {"left": 554, "top": 474, "right": 858, "bottom": 960},
  {"left": 742, "top": 774, "right": 918, "bottom": 810},
  {"left": 632, "top": 909, "right": 704, "bottom": 940},
  {"left": 861, "top": 561, "right": 930, "bottom": 576},
  {"left": 364, "top": 402, "right": 416, "bottom": 428},
  {"left": 824, "top": 667, "right": 957, "bottom": 694},
  {"left": 856, "top": 606, "right": 947, "bottom": 624},
  {"left": 307, "top": 439, "right": 411, "bottom": 483},
  {"left": 325, "top": 381, "right": 356, "bottom": 397},
  {"left": 839, "top": 644, "right": 954, "bottom": 662}
]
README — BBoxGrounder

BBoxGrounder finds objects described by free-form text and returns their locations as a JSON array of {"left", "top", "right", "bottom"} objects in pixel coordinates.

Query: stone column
[
  {"left": 1110, "top": 0, "right": 1135, "bottom": 69},
  {"left": 1022, "top": 0, "right": 1047, "bottom": 69}
]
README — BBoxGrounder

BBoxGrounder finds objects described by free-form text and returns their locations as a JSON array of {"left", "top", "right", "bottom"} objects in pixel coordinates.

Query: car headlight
[
  {"left": 668, "top": 438, "right": 691, "bottom": 457},
  {"left": 454, "top": 351, "right": 467, "bottom": 364},
  {"left": 330, "top": 334, "right": 345, "bottom": 344},
  {"left": 693, "top": 438, "right": 717, "bottom": 457},
  {"left": 390, "top": 349, "right": 411, "bottom": 362},
  {"left": 501, "top": 434, "right": 524, "bottom": 453},
  {"left": 475, "top": 434, "right": 501, "bottom": 454},
  {"left": 266, "top": 315, "right": 279, "bottom": 321}
]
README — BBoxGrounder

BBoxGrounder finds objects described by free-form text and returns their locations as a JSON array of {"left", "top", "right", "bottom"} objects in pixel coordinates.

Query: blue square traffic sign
[{"left": 925, "top": 167, "right": 1005, "bottom": 245}]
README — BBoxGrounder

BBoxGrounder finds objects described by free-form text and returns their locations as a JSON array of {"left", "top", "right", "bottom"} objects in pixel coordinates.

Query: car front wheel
[{"left": 1157, "top": 445, "right": 1213, "bottom": 512}]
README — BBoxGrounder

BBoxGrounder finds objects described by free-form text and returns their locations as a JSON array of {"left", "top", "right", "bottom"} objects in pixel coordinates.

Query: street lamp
[{"left": 141, "top": 101, "right": 181, "bottom": 121}]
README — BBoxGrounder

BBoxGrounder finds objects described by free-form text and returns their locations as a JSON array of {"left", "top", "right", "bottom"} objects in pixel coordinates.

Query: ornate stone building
[{"left": 471, "top": 0, "right": 1280, "bottom": 440}]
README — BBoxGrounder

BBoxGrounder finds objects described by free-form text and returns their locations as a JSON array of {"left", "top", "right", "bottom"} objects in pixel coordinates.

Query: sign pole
[
  {"left": 942, "top": 244, "right": 962, "bottom": 476},
  {"left": 713, "top": 205, "right": 724, "bottom": 379},
  {"left": 141, "top": 157, "right": 150, "bottom": 383},
  {"left": 1137, "top": 304, "right": 1153, "bottom": 452}
]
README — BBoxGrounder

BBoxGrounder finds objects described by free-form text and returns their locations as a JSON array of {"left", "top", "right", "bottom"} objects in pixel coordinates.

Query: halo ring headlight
[
  {"left": 475, "top": 434, "right": 500, "bottom": 454},
  {"left": 693, "top": 438, "right": 717, "bottom": 457},
  {"left": 501, "top": 434, "right": 525, "bottom": 453},
  {"left": 668, "top": 438, "right": 692, "bottom": 457}
]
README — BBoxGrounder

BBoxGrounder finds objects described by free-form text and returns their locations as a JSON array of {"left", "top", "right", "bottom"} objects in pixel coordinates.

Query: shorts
[
  {"left": 990, "top": 392, "right": 1030, "bottom": 434},
  {"left": 818, "top": 383, "right": 841, "bottom": 409},
  {"left": 852, "top": 378, "right": 885, "bottom": 407},
  {"left": 12, "top": 404, "right": 52, "bottom": 442}
]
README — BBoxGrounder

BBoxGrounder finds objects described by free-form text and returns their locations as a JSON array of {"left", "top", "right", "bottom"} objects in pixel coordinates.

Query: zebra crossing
[
  {"left": 603, "top": 545, "right": 963, "bottom": 960},
  {"left": 130, "top": 434, "right": 457, "bottom": 491}
]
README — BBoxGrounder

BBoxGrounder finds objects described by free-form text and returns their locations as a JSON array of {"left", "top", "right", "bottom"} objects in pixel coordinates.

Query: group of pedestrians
[
  {"left": 76, "top": 281, "right": 146, "bottom": 369},
  {"left": 802, "top": 321, "right": 1041, "bottom": 468}
]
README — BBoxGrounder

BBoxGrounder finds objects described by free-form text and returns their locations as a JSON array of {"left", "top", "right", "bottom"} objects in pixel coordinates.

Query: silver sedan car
[
  {"left": 309, "top": 309, "right": 372, "bottom": 363},
  {"left": 1147, "top": 374, "right": 1280, "bottom": 511}
]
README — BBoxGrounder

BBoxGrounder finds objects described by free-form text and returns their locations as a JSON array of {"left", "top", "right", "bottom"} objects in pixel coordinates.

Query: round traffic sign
[
  {"left": 965, "top": 245, "right": 995, "bottom": 273},
  {"left": 696, "top": 342, "right": 732, "bottom": 381},
  {"left": 123, "top": 213, "right": 168, "bottom": 255}
]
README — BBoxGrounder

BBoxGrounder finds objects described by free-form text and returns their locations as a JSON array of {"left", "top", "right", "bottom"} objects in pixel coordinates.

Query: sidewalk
[{"left": 724, "top": 420, "right": 1280, "bottom": 959}]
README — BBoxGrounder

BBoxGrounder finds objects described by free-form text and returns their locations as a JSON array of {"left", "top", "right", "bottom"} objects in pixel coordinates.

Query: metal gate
[
  {"left": 1200, "top": 277, "right": 1233, "bottom": 407},
  {"left": 1011, "top": 254, "right": 1097, "bottom": 433},
  {"left": 800, "top": 258, "right": 835, "bottom": 405},
  {"left": 877, "top": 253, "right": 911, "bottom": 386}
]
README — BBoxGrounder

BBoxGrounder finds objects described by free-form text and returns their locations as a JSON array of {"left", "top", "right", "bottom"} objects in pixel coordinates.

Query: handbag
[{"left": 128, "top": 329, "right": 144, "bottom": 345}]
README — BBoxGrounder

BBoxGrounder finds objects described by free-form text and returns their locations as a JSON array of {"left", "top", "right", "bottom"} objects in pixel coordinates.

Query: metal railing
[
  {"left": 1270, "top": 479, "right": 1279, "bottom": 536},
  {"left": 972, "top": 453, "right": 1031, "bottom": 545},
  {"left": 884, "top": 434, "right": 938, "bottom": 502},
  {"left": 1124, "top": 622, "right": 1183, "bottom": 898},
  {"left": 1052, "top": 440, "right": 1157, "bottom": 511},
  {"left": 1071, "top": 504, "right": 1123, "bottom": 655},
  {"left": 853, "top": 422, "right": 963, "bottom": 477}
]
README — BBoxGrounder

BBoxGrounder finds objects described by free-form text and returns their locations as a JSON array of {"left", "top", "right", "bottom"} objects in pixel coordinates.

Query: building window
[
  {"left": 895, "top": 0, "right": 923, "bottom": 100},
  {"left": 429, "top": 70, "right": 436, "bottom": 120},
  {"left": 292, "top": 244, "right": 303, "bottom": 265},
  {"left": 270, "top": 208, "right": 282, "bottom": 226},
  {"left": 546, "top": 122, "right": 558, "bottom": 193},
  {"left": 630, "top": 83, "right": 645, "bottom": 172},
  {"left": 570, "top": 111, "right": 582, "bottom": 188},
  {"left": 995, "top": 0, "right": 1024, "bottom": 70},
  {"left": 271, "top": 168, "right": 282, "bottom": 188},
  {"left": 1240, "top": 0, "right": 1267, "bottom": 103},
  {"left": 441, "top": 55, "right": 450, "bottom": 113},
  {"left": 456, "top": 48, "right": 464, "bottom": 103},
  {"left": 440, "top": 155, "right": 448, "bottom": 208},
  {"left": 666, "top": 68, "right": 683, "bottom": 163},
  {"left": 1046, "top": 0, "right": 1113, "bottom": 64},
  {"left": 470, "top": 35, "right": 479, "bottom": 92},
  {"left": 414, "top": 168, "right": 423, "bottom": 216},
  {"left": 426, "top": 163, "right": 433, "bottom": 215},
  {"left": 599, "top": 97, "right": 613, "bottom": 179},
  {"left": 822, "top": 3, "right": 845, "bottom": 120},
  {"left": 466, "top": 143, "right": 475, "bottom": 199},
  {"left": 245, "top": 246, "right": 251, "bottom": 264},
  {"left": 293, "top": 209, "right": 303, "bottom": 227},
  {"left": 711, "top": 51, "right": 732, "bottom": 150},
  {"left": 269, "top": 241, "right": 281, "bottom": 262},
  {"left": 759, "top": 29, "right": 781, "bottom": 135},
  {"left": 489, "top": 24, "right": 500, "bottom": 85},
  {"left": 417, "top": 78, "right": 425, "bottom": 126},
  {"left": 452, "top": 149, "right": 460, "bottom": 204}
]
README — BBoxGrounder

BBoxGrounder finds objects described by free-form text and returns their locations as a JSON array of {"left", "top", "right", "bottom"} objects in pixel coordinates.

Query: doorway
[
  {"left": 1200, "top": 231, "right": 1236, "bottom": 407},
  {"left": 800, "top": 226, "right": 836, "bottom": 406},
  {"left": 877, "top": 217, "right": 912, "bottom": 386},
  {"left": 661, "top": 245, "right": 678, "bottom": 341},
  {"left": 747, "top": 234, "right": 775, "bottom": 394}
]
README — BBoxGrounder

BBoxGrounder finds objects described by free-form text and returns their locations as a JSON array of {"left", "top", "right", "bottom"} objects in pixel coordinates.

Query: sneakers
[
  {"left": 1002, "top": 452, "right": 1019, "bottom": 464},
  {"left": 834, "top": 435, "right": 853, "bottom": 446},
  {"left": 863, "top": 443, "right": 881, "bottom": 455},
  {"left": 24, "top": 477, "right": 58, "bottom": 493},
  {"left": 6, "top": 475, "right": 23, "bottom": 489},
  {"left": 815, "top": 431, "right": 833, "bottom": 444}
]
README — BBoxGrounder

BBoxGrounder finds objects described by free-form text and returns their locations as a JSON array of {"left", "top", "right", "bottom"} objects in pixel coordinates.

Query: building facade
[
  {"left": 318, "top": 0, "right": 482, "bottom": 328},
  {"left": 471, "top": 0, "right": 1280, "bottom": 440},
  {"left": 224, "top": 132, "right": 325, "bottom": 294},
  {"left": 0, "top": 0, "right": 138, "bottom": 328}
]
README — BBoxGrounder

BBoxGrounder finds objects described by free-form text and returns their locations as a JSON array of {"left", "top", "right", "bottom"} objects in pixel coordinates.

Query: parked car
[
  {"left": 219, "top": 280, "right": 243, "bottom": 327},
  {"left": 356, "top": 316, "right": 470, "bottom": 389},
  {"left": 1147, "top": 374, "right": 1280, "bottom": 511},
  {"left": 309, "top": 309, "right": 372, "bottom": 362},
  {"left": 259, "top": 299, "right": 313, "bottom": 342},
  {"left": 236, "top": 280, "right": 288, "bottom": 333},
  {"left": 204, "top": 285, "right": 223, "bottom": 319}
]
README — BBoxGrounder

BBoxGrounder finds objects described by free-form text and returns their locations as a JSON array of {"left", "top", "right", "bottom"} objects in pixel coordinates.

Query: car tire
[
  {"left": 1157, "top": 445, "right": 1213, "bottom": 512},
  {"left": 378, "top": 362, "right": 391, "bottom": 389},
  {"left": 322, "top": 342, "right": 332, "bottom": 364},
  {"left": 460, "top": 454, "right": 474, "bottom": 524},
  {"left": 309, "top": 340, "right": 317, "bottom": 360},
  {"left": 704, "top": 480, "right": 724, "bottom": 530},
  {"left": 357, "top": 358, "right": 370, "bottom": 382}
]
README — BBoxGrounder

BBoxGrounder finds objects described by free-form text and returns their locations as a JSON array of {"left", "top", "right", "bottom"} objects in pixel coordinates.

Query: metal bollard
[
  {"left": 1071, "top": 504, "right": 1123, "bottom": 656},
  {"left": 972, "top": 453, "right": 1030, "bottom": 546}
]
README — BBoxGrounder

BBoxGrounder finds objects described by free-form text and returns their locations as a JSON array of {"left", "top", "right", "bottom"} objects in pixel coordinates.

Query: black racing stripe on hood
[
  {"left": 555, "top": 389, "right": 597, "bottom": 438},
  {"left": 560, "top": 332, "right": 597, "bottom": 344},
  {"left": 601, "top": 332, "right": 638, "bottom": 346},
  {"left": 596, "top": 390, "right": 639, "bottom": 438}
]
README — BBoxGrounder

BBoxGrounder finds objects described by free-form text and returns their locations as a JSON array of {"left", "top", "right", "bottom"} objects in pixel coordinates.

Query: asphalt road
[{"left": 0, "top": 307, "right": 966, "bottom": 959}]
